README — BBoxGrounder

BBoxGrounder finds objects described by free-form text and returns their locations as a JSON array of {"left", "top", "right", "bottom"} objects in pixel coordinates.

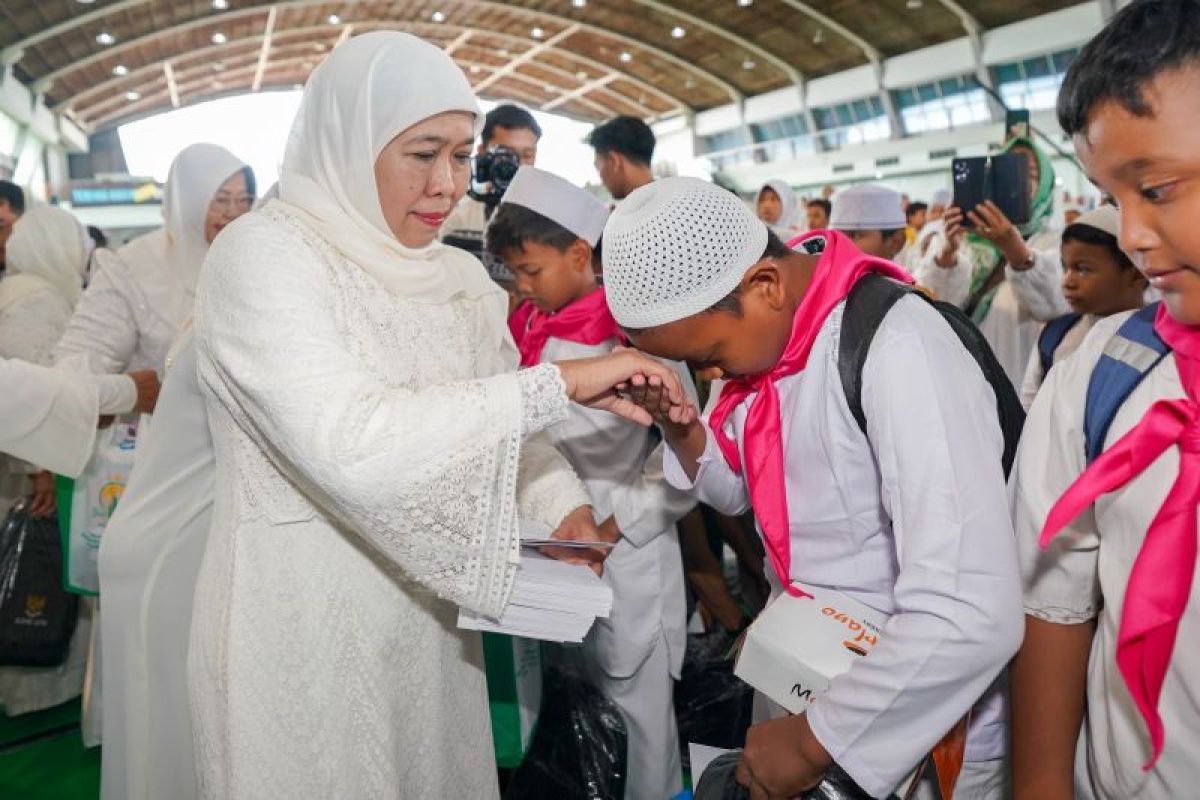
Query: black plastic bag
[
  {"left": 695, "top": 750, "right": 895, "bottom": 800},
  {"left": 675, "top": 630, "right": 755, "bottom": 765},
  {"left": 0, "top": 502, "right": 78, "bottom": 666},
  {"left": 504, "top": 655, "right": 627, "bottom": 800}
]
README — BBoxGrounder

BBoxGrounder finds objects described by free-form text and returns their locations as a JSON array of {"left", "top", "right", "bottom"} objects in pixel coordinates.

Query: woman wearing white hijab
[
  {"left": 54, "top": 143, "right": 253, "bottom": 377},
  {"left": 189, "top": 31, "right": 688, "bottom": 797},
  {"left": 755, "top": 178, "right": 803, "bottom": 240},
  {"left": 0, "top": 206, "right": 93, "bottom": 717}
]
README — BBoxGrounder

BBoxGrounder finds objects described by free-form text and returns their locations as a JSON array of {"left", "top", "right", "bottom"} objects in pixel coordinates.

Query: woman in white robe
[
  {"left": 98, "top": 330, "right": 210, "bottom": 800},
  {"left": 54, "top": 144, "right": 252, "bottom": 376},
  {"left": 0, "top": 206, "right": 93, "bottom": 717},
  {"left": 189, "top": 31, "right": 689, "bottom": 798}
]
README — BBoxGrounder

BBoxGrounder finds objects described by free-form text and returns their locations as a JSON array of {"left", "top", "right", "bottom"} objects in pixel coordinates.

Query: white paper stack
[{"left": 458, "top": 550, "right": 613, "bottom": 643}]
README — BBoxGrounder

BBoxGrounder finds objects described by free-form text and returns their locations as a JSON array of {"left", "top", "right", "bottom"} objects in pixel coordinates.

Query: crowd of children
[{"left": 471, "top": 2, "right": 1199, "bottom": 798}]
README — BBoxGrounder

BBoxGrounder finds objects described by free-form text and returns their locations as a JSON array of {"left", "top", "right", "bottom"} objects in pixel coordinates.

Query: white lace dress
[{"left": 189, "top": 206, "right": 588, "bottom": 799}]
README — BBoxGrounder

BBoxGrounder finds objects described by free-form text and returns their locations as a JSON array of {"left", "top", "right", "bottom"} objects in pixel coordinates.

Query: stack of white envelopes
[{"left": 457, "top": 526, "right": 614, "bottom": 643}]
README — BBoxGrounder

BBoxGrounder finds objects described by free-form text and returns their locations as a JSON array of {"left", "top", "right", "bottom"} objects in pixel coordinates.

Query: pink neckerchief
[
  {"left": 1040, "top": 304, "right": 1200, "bottom": 769},
  {"left": 509, "top": 287, "right": 624, "bottom": 367},
  {"left": 707, "top": 231, "right": 913, "bottom": 594}
]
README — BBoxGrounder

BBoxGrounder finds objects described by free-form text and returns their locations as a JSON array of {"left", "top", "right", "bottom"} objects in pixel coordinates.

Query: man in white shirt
[
  {"left": 602, "top": 178, "right": 1022, "bottom": 799},
  {"left": 440, "top": 103, "right": 541, "bottom": 243}
]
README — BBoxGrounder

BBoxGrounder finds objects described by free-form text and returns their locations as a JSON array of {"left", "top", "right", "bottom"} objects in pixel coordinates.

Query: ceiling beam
[
  {"left": 251, "top": 6, "right": 278, "bottom": 93},
  {"left": 542, "top": 73, "right": 618, "bottom": 112},
  {"left": 334, "top": 23, "right": 354, "bottom": 49},
  {"left": 163, "top": 60, "right": 180, "bottom": 108},
  {"left": 443, "top": 30, "right": 472, "bottom": 56},
  {"left": 18, "top": 0, "right": 739, "bottom": 103},
  {"left": 773, "top": 0, "right": 881, "bottom": 63},
  {"left": 473, "top": 24, "right": 580, "bottom": 93}
]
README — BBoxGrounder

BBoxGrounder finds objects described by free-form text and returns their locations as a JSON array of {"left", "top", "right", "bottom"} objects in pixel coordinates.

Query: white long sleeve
[
  {"left": 1, "top": 358, "right": 98, "bottom": 477},
  {"left": 54, "top": 251, "right": 142, "bottom": 374},
  {"left": 915, "top": 248, "right": 972, "bottom": 307},
  {"left": 805, "top": 297, "right": 1023, "bottom": 797},
  {"left": 1007, "top": 231, "right": 1070, "bottom": 322},
  {"left": 663, "top": 424, "right": 751, "bottom": 516}
]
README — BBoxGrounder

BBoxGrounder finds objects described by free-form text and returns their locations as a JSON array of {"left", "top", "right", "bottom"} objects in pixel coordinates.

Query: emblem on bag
[{"left": 24, "top": 594, "right": 46, "bottom": 618}]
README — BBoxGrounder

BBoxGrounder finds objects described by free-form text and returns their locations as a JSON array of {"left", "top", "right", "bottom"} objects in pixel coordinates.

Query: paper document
[{"left": 458, "top": 550, "right": 613, "bottom": 643}]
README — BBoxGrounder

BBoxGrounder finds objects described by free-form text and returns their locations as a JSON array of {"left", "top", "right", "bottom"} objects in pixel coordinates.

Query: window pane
[
  {"left": 917, "top": 83, "right": 938, "bottom": 102},
  {"left": 1024, "top": 56, "right": 1052, "bottom": 78},
  {"left": 993, "top": 63, "right": 1022, "bottom": 85}
]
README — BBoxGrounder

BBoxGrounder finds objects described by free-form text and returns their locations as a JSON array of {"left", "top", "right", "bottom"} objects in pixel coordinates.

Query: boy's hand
[
  {"left": 736, "top": 713, "right": 832, "bottom": 798},
  {"left": 555, "top": 350, "right": 694, "bottom": 427}
]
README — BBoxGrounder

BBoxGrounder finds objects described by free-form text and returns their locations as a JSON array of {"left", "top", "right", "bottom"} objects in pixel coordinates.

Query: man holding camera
[{"left": 440, "top": 104, "right": 541, "bottom": 242}]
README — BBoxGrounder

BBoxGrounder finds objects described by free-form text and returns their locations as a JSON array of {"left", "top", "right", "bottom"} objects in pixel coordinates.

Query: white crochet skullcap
[
  {"left": 1073, "top": 204, "right": 1119, "bottom": 237},
  {"left": 501, "top": 166, "right": 609, "bottom": 246},
  {"left": 602, "top": 177, "right": 768, "bottom": 328},
  {"left": 829, "top": 184, "right": 906, "bottom": 231}
]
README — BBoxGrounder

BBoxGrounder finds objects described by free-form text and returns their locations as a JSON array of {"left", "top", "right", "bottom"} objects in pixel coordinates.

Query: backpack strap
[
  {"left": 1038, "top": 313, "right": 1083, "bottom": 377},
  {"left": 838, "top": 274, "right": 911, "bottom": 434},
  {"left": 1083, "top": 303, "right": 1171, "bottom": 462}
]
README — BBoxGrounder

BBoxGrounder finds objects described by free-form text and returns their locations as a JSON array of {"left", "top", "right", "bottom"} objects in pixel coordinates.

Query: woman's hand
[
  {"left": 27, "top": 471, "right": 57, "bottom": 518},
  {"left": 736, "top": 713, "right": 833, "bottom": 799},
  {"left": 967, "top": 200, "right": 1034, "bottom": 269},
  {"left": 541, "top": 505, "right": 611, "bottom": 576},
  {"left": 935, "top": 207, "right": 966, "bottom": 268},
  {"left": 555, "top": 349, "right": 696, "bottom": 427},
  {"left": 129, "top": 370, "right": 162, "bottom": 415}
]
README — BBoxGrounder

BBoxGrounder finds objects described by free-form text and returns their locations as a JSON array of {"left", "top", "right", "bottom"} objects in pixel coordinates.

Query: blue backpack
[
  {"left": 1082, "top": 303, "right": 1172, "bottom": 462},
  {"left": 1037, "top": 312, "right": 1083, "bottom": 377}
]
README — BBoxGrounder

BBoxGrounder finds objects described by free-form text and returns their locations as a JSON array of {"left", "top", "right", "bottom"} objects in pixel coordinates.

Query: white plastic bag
[{"left": 61, "top": 423, "right": 137, "bottom": 596}]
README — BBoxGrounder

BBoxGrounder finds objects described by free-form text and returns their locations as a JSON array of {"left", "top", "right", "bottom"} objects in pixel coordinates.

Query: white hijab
[
  {"left": 115, "top": 143, "right": 247, "bottom": 327},
  {"left": 759, "top": 178, "right": 801, "bottom": 236},
  {"left": 276, "top": 30, "right": 500, "bottom": 306},
  {"left": 0, "top": 205, "right": 89, "bottom": 313}
]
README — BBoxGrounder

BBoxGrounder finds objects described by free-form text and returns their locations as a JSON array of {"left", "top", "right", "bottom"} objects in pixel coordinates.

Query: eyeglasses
[{"left": 210, "top": 194, "right": 255, "bottom": 212}]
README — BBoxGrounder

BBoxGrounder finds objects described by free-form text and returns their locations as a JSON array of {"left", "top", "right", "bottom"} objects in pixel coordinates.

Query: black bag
[
  {"left": 504, "top": 658, "right": 627, "bottom": 800},
  {"left": 0, "top": 502, "right": 79, "bottom": 666},
  {"left": 694, "top": 750, "right": 894, "bottom": 800},
  {"left": 838, "top": 274, "right": 1026, "bottom": 477},
  {"left": 675, "top": 630, "right": 755, "bottom": 764}
]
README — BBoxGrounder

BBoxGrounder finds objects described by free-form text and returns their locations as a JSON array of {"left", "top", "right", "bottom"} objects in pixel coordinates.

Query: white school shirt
[
  {"left": 1013, "top": 310, "right": 1199, "bottom": 800},
  {"left": 917, "top": 227, "right": 1069, "bottom": 390},
  {"left": 1018, "top": 313, "right": 1100, "bottom": 410},
  {"left": 539, "top": 334, "right": 697, "bottom": 679},
  {"left": 664, "top": 296, "right": 1023, "bottom": 799}
]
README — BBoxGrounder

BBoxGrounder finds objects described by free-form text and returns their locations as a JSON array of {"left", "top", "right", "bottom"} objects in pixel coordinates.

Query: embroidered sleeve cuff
[{"left": 517, "top": 363, "right": 570, "bottom": 437}]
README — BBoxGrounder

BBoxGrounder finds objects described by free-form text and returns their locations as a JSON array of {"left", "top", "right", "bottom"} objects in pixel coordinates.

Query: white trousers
[{"left": 588, "top": 635, "right": 682, "bottom": 800}]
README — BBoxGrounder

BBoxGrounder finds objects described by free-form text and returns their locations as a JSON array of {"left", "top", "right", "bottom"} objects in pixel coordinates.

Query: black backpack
[{"left": 837, "top": 274, "right": 1026, "bottom": 477}]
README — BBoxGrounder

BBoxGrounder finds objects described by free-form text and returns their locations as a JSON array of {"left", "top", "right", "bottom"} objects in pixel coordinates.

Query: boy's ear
[
  {"left": 743, "top": 258, "right": 786, "bottom": 310},
  {"left": 567, "top": 238, "right": 593, "bottom": 271}
]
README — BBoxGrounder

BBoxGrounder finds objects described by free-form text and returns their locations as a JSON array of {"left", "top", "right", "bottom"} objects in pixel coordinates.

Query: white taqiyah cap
[
  {"left": 829, "top": 184, "right": 906, "bottom": 231},
  {"left": 1073, "top": 204, "right": 1120, "bottom": 238},
  {"left": 931, "top": 188, "right": 952, "bottom": 207},
  {"left": 602, "top": 177, "right": 769, "bottom": 329},
  {"left": 500, "top": 166, "right": 609, "bottom": 246}
]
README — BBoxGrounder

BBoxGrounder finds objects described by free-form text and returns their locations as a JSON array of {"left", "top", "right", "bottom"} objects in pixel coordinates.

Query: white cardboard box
[{"left": 734, "top": 583, "right": 888, "bottom": 714}]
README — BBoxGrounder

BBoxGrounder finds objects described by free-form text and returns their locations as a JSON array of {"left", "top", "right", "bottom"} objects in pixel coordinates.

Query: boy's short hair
[
  {"left": 1061, "top": 221, "right": 1137, "bottom": 270},
  {"left": 586, "top": 117, "right": 655, "bottom": 166},
  {"left": 485, "top": 202, "right": 579, "bottom": 258},
  {"left": 808, "top": 198, "right": 832, "bottom": 217},
  {"left": 481, "top": 104, "right": 543, "bottom": 146},
  {"left": 1058, "top": 0, "right": 1200, "bottom": 136},
  {"left": 0, "top": 180, "right": 25, "bottom": 214},
  {"left": 905, "top": 202, "right": 928, "bottom": 221}
]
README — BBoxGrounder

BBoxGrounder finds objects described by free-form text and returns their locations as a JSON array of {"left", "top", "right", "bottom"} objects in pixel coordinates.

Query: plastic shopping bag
[{"left": 57, "top": 422, "right": 137, "bottom": 596}]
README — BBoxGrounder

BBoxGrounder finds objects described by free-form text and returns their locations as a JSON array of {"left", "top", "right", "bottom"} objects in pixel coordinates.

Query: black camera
[{"left": 468, "top": 145, "right": 521, "bottom": 205}]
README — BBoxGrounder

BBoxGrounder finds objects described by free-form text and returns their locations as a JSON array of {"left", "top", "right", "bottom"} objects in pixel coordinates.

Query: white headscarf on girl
[
  {"left": 276, "top": 30, "right": 500, "bottom": 306},
  {"left": 758, "top": 178, "right": 801, "bottom": 237},
  {"left": 113, "top": 143, "right": 248, "bottom": 328},
  {"left": 0, "top": 205, "right": 89, "bottom": 313}
]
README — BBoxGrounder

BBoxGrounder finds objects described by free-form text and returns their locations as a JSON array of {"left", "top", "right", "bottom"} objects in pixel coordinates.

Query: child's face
[
  {"left": 1060, "top": 239, "right": 1146, "bottom": 316},
  {"left": 624, "top": 259, "right": 797, "bottom": 379},
  {"left": 848, "top": 230, "right": 904, "bottom": 262},
  {"left": 503, "top": 239, "right": 596, "bottom": 313},
  {"left": 1075, "top": 66, "right": 1200, "bottom": 325},
  {"left": 757, "top": 189, "right": 782, "bottom": 225}
]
